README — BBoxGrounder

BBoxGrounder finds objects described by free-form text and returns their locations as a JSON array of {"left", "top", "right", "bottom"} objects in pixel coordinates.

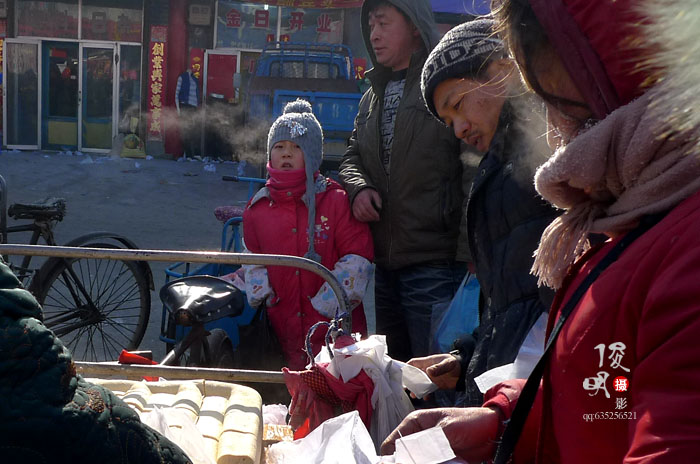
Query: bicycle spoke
[
  {"left": 42, "top": 270, "right": 83, "bottom": 308},
  {"left": 99, "top": 265, "right": 141, "bottom": 308},
  {"left": 95, "top": 323, "right": 126, "bottom": 357},
  {"left": 102, "top": 318, "right": 136, "bottom": 343},
  {"left": 92, "top": 258, "right": 117, "bottom": 303},
  {"left": 63, "top": 324, "right": 89, "bottom": 356},
  {"left": 43, "top": 309, "right": 80, "bottom": 325}
]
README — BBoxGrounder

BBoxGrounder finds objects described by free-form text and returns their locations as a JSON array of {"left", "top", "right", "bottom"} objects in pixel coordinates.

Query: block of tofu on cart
[
  {"left": 88, "top": 379, "right": 263, "bottom": 464},
  {"left": 220, "top": 387, "right": 263, "bottom": 464},
  {"left": 172, "top": 381, "right": 204, "bottom": 423},
  {"left": 121, "top": 381, "right": 152, "bottom": 414},
  {"left": 197, "top": 394, "right": 228, "bottom": 459}
]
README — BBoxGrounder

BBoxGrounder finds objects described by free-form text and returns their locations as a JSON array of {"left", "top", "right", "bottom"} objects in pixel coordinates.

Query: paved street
[{"left": 2, "top": 149, "right": 258, "bottom": 359}]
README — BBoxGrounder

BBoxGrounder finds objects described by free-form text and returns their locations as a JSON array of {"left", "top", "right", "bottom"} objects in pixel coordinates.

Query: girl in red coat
[{"left": 242, "top": 99, "right": 372, "bottom": 370}]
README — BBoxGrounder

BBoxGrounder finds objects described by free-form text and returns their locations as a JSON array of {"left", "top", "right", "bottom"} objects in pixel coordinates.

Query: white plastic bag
[
  {"left": 263, "top": 403, "right": 289, "bottom": 425},
  {"left": 267, "top": 411, "right": 465, "bottom": 464},
  {"left": 266, "top": 411, "right": 377, "bottom": 464},
  {"left": 141, "top": 407, "right": 215, "bottom": 464},
  {"left": 315, "top": 335, "right": 415, "bottom": 446}
]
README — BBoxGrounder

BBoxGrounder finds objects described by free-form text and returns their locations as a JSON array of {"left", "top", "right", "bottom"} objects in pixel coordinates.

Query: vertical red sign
[
  {"left": 147, "top": 25, "right": 168, "bottom": 141},
  {"left": 353, "top": 57, "right": 367, "bottom": 80},
  {"left": 189, "top": 47, "right": 205, "bottom": 85}
]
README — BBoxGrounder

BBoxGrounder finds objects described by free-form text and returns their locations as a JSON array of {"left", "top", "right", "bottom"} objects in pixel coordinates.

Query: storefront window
[
  {"left": 82, "top": 0, "right": 143, "bottom": 42},
  {"left": 16, "top": 0, "right": 143, "bottom": 41},
  {"left": 16, "top": 0, "right": 79, "bottom": 39},
  {"left": 279, "top": 8, "right": 343, "bottom": 44},
  {"left": 6, "top": 42, "right": 39, "bottom": 147},
  {"left": 216, "top": 2, "right": 277, "bottom": 49}
]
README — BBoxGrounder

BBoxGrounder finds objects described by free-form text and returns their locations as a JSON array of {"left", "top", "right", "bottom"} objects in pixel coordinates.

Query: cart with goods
[{"left": 0, "top": 243, "right": 356, "bottom": 464}]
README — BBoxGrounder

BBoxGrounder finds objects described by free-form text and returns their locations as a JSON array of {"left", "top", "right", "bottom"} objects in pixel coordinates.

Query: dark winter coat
[
  {"left": 458, "top": 101, "right": 558, "bottom": 405},
  {"left": 0, "top": 259, "right": 191, "bottom": 463},
  {"left": 339, "top": 0, "right": 467, "bottom": 270}
]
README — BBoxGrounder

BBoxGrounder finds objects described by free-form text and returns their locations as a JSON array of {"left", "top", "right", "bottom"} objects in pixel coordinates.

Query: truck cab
[{"left": 248, "top": 42, "right": 362, "bottom": 174}]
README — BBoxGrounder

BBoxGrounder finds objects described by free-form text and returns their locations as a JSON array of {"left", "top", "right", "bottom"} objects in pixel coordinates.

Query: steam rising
[{"left": 144, "top": 103, "right": 271, "bottom": 166}]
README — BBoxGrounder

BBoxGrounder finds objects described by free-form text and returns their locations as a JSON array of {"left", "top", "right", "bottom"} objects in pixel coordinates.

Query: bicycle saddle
[
  {"left": 214, "top": 205, "right": 245, "bottom": 223},
  {"left": 8, "top": 198, "right": 66, "bottom": 221},
  {"left": 160, "top": 275, "right": 244, "bottom": 326}
]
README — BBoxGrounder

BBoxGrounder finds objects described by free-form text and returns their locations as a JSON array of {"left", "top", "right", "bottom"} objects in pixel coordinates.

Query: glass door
[
  {"left": 79, "top": 43, "right": 116, "bottom": 151},
  {"left": 3, "top": 39, "right": 41, "bottom": 149},
  {"left": 42, "top": 41, "right": 79, "bottom": 150}
]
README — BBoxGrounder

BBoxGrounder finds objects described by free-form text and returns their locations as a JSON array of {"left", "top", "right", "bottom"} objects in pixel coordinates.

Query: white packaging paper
[{"left": 474, "top": 312, "right": 547, "bottom": 393}]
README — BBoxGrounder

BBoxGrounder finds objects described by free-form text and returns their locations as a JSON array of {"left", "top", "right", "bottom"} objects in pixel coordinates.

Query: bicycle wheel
[
  {"left": 36, "top": 243, "right": 151, "bottom": 362},
  {"left": 186, "top": 328, "right": 235, "bottom": 368}
]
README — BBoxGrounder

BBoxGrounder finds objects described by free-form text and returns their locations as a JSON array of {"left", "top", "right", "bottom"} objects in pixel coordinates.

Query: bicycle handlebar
[{"left": 222, "top": 175, "right": 266, "bottom": 184}]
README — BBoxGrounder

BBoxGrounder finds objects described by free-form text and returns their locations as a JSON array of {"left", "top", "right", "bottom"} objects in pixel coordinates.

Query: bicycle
[{"left": 0, "top": 174, "right": 154, "bottom": 362}]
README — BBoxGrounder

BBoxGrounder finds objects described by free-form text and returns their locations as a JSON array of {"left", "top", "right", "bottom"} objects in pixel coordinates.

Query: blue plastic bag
[{"left": 432, "top": 273, "right": 481, "bottom": 353}]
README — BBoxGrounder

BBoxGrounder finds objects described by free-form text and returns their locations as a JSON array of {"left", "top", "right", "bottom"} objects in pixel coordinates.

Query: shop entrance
[{"left": 4, "top": 39, "right": 141, "bottom": 152}]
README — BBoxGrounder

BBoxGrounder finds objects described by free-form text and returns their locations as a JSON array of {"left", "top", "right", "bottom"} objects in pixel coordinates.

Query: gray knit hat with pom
[
  {"left": 267, "top": 99, "right": 324, "bottom": 262},
  {"left": 421, "top": 19, "right": 503, "bottom": 121}
]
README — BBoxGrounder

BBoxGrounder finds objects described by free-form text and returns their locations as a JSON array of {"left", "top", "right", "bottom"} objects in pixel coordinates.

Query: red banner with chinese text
[
  {"left": 243, "top": 0, "right": 362, "bottom": 8},
  {"left": 147, "top": 26, "right": 168, "bottom": 141},
  {"left": 189, "top": 48, "right": 205, "bottom": 83}
]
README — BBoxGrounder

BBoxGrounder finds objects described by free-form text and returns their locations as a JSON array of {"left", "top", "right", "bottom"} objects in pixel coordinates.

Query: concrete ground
[{"left": 1, "top": 149, "right": 375, "bottom": 361}]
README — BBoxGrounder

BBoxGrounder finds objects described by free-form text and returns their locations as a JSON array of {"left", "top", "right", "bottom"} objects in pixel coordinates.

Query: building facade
[{"left": 1, "top": 0, "right": 478, "bottom": 157}]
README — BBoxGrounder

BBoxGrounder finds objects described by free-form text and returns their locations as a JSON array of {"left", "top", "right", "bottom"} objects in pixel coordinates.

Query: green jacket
[
  {"left": 0, "top": 258, "right": 191, "bottom": 463},
  {"left": 339, "top": 0, "right": 467, "bottom": 270}
]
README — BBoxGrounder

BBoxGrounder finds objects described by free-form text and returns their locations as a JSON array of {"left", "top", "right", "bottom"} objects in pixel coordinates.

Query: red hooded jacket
[
  {"left": 243, "top": 176, "right": 372, "bottom": 370},
  {"left": 485, "top": 190, "right": 700, "bottom": 463},
  {"left": 482, "top": 1, "right": 700, "bottom": 462}
]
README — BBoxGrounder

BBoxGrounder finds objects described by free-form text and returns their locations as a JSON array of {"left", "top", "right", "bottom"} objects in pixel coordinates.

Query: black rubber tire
[
  {"left": 36, "top": 243, "right": 151, "bottom": 362},
  {"left": 186, "top": 328, "right": 235, "bottom": 368}
]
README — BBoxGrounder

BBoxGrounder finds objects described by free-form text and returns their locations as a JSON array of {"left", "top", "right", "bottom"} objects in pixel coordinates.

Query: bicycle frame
[
  {"left": 0, "top": 214, "right": 100, "bottom": 332},
  {"left": 5, "top": 219, "right": 56, "bottom": 281},
  {"left": 0, "top": 174, "right": 57, "bottom": 278}
]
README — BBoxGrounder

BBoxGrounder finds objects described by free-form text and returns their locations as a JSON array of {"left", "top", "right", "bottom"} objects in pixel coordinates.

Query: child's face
[{"left": 270, "top": 140, "right": 305, "bottom": 170}]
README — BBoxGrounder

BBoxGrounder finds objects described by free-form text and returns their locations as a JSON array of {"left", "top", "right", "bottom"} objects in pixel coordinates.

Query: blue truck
[{"left": 247, "top": 42, "right": 362, "bottom": 172}]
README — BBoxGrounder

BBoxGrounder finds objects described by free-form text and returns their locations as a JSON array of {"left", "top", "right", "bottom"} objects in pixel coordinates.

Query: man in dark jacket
[
  {"left": 339, "top": 0, "right": 468, "bottom": 362},
  {"left": 410, "top": 19, "right": 558, "bottom": 406}
]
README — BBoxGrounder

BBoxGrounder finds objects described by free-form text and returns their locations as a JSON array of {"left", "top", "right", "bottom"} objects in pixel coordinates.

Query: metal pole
[
  {"left": 0, "top": 244, "right": 352, "bottom": 332},
  {"left": 0, "top": 175, "right": 7, "bottom": 246},
  {"left": 76, "top": 361, "right": 285, "bottom": 384}
]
